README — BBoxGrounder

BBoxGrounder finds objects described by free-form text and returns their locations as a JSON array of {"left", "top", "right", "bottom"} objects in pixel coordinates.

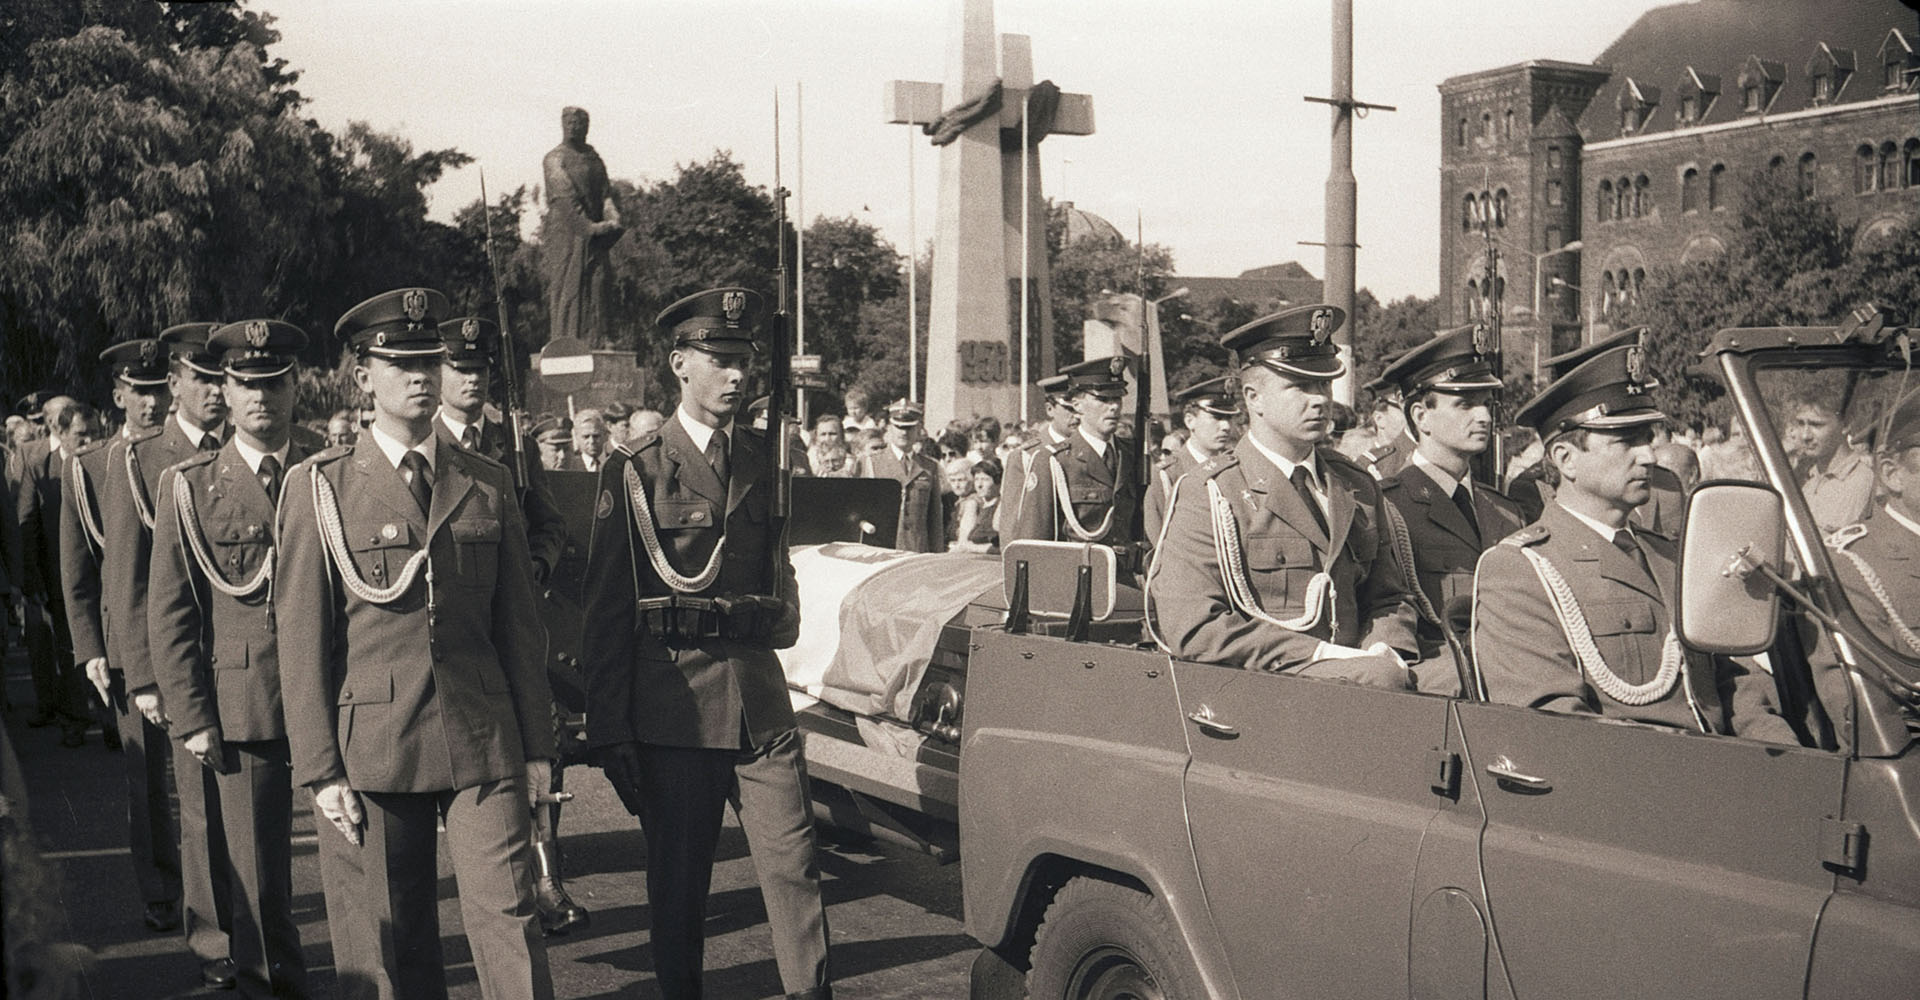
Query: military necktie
[
  {"left": 257, "top": 454, "right": 281, "bottom": 505},
  {"left": 1105, "top": 442, "right": 1120, "bottom": 481},
  {"left": 1289, "top": 465, "right": 1330, "bottom": 537},
  {"left": 400, "top": 451, "right": 432, "bottom": 515},
  {"left": 706, "top": 430, "right": 729, "bottom": 485},
  {"left": 1612, "top": 530, "right": 1652, "bottom": 583},
  {"left": 198, "top": 433, "right": 220, "bottom": 453},
  {"left": 1451, "top": 484, "right": 1481, "bottom": 545},
  {"left": 461, "top": 424, "right": 479, "bottom": 452}
]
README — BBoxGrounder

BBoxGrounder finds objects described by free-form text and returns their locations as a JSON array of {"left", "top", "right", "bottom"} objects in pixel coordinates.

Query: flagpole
[
  {"left": 908, "top": 125, "right": 919, "bottom": 404},
  {"left": 1020, "top": 90, "right": 1032, "bottom": 422}
]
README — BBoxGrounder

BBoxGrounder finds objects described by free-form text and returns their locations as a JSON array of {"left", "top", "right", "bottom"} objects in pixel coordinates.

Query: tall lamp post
[{"left": 1490, "top": 235, "right": 1581, "bottom": 383}]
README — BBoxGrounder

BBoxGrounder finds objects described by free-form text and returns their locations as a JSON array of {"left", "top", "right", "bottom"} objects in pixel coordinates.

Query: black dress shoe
[
  {"left": 202, "top": 958, "right": 237, "bottom": 990},
  {"left": 144, "top": 901, "right": 180, "bottom": 932}
]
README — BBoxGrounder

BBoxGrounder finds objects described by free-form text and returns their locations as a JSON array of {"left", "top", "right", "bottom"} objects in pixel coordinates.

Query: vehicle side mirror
[{"left": 1676, "top": 481, "right": 1785, "bottom": 655}]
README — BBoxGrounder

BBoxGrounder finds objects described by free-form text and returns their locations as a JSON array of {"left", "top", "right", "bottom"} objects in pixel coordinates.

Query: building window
[
  {"left": 1545, "top": 226, "right": 1563, "bottom": 252},
  {"left": 1631, "top": 268, "right": 1646, "bottom": 305},
  {"left": 1681, "top": 167, "right": 1700, "bottom": 212},
  {"left": 1812, "top": 73, "right": 1832, "bottom": 103},
  {"left": 1494, "top": 189, "right": 1509, "bottom": 227},
  {"left": 1482, "top": 112, "right": 1494, "bottom": 141},
  {"left": 1858, "top": 144, "right": 1879, "bottom": 193},
  {"left": 1466, "top": 279, "right": 1480, "bottom": 320},
  {"left": 1598, "top": 180, "right": 1614, "bottom": 221},
  {"left": 1547, "top": 145, "right": 1562, "bottom": 169},
  {"left": 1798, "top": 152, "right": 1818, "bottom": 199},
  {"left": 1880, "top": 141, "right": 1900, "bottom": 191},
  {"left": 1617, "top": 176, "right": 1632, "bottom": 219},
  {"left": 1601, "top": 272, "right": 1617, "bottom": 317},
  {"left": 1907, "top": 139, "right": 1920, "bottom": 187},
  {"left": 1479, "top": 191, "right": 1493, "bottom": 227},
  {"left": 1768, "top": 154, "right": 1786, "bottom": 174},
  {"left": 1743, "top": 85, "right": 1762, "bottom": 111},
  {"left": 1462, "top": 194, "right": 1476, "bottom": 230},
  {"left": 1709, "top": 163, "right": 1726, "bottom": 209},
  {"left": 1457, "top": 118, "right": 1468, "bottom": 147},
  {"left": 1887, "top": 50, "right": 1907, "bottom": 89},
  {"left": 1679, "top": 95, "right": 1698, "bottom": 123},
  {"left": 1547, "top": 180, "right": 1563, "bottom": 206},
  {"left": 1633, "top": 174, "right": 1650, "bottom": 217}
]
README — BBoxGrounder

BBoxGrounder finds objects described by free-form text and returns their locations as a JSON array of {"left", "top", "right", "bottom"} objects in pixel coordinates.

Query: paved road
[{"left": 4, "top": 653, "right": 976, "bottom": 999}]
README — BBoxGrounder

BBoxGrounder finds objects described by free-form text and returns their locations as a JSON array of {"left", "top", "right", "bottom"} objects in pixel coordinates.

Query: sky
[{"left": 259, "top": 0, "right": 1677, "bottom": 301}]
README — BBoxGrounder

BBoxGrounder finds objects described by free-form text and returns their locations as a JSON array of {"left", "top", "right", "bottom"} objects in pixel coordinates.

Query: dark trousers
[
  {"left": 174, "top": 734, "right": 235, "bottom": 963},
  {"left": 109, "top": 670, "right": 181, "bottom": 905},
  {"left": 24, "top": 597, "right": 86, "bottom": 724},
  {"left": 634, "top": 729, "right": 830, "bottom": 999},
  {"left": 316, "top": 778, "right": 551, "bottom": 1000},
  {"left": 213, "top": 739, "right": 307, "bottom": 999}
]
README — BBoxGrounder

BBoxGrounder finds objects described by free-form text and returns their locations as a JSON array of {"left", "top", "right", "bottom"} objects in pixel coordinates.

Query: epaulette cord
[
  {"left": 129, "top": 425, "right": 164, "bottom": 444},
  {"left": 1201, "top": 453, "right": 1239, "bottom": 478},
  {"left": 1827, "top": 522, "right": 1869, "bottom": 549}
]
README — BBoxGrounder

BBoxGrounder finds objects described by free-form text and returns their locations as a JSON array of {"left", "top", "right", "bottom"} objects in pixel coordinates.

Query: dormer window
[
  {"left": 1806, "top": 43, "right": 1856, "bottom": 105},
  {"left": 1616, "top": 77, "right": 1660, "bottom": 135},
  {"left": 1881, "top": 29, "right": 1916, "bottom": 90},
  {"left": 1674, "top": 68, "right": 1719, "bottom": 125},
  {"left": 1737, "top": 56, "right": 1786, "bottom": 114}
]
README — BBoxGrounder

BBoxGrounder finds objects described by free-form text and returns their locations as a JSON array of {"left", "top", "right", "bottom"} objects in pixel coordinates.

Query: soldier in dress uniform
[
  {"left": 995, "top": 373, "right": 1077, "bottom": 538},
  {"left": 1148, "top": 305, "right": 1419, "bottom": 686},
  {"left": 102, "top": 321, "right": 238, "bottom": 991},
  {"left": 858, "top": 399, "right": 944, "bottom": 553},
  {"left": 278, "top": 288, "right": 556, "bottom": 1000},
  {"left": 148, "top": 320, "right": 314, "bottom": 999},
  {"left": 59, "top": 338, "right": 182, "bottom": 933},
  {"left": 1822, "top": 392, "right": 1920, "bottom": 716},
  {"left": 1005, "top": 358, "right": 1146, "bottom": 570},
  {"left": 1470, "top": 343, "right": 1796, "bottom": 741},
  {"left": 1505, "top": 327, "right": 1686, "bottom": 530},
  {"left": 1375, "top": 325, "right": 1527, "bottom": 693},
  {"left": 434, "top": 314, "right": 587, "bottom": 936},
  {"left": 1360, "top": 367, "right": 1415, "bottom": 481},
  {"left": 533, "top": 414, "right": 572, "bottom": 471},
  {"left": 580, "top": 287, "right": 832, "bottom": 1000},
  {"left": 1143, "top": 375, "right": 1239, "bottom": 537}
]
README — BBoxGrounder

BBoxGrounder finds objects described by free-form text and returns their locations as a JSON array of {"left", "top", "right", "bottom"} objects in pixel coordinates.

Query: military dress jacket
[
  {"left": 579, "top": 418, "right": 801, "bottom": 751},
  {"left": 1007, "top": 431, "right": 1140, "bottom": 553},
  {"left": 1148, "top": 437, "right": 1419, "bottom": 671},
  {"left": 58, "top": 439, "right": 116, "bottom": 664},
  {"left": 13, "top": 438, "right": 62, "bottom": 603},
  {"left": 1363, "top": 430, "right": 1413, "bottom": 481},
  {"left": 1379, "top": 461, "right": 1526, "bottom": 658},
  {"left": 277, "top": 435, "right": 554, "bottom": 793},
  {"left": 147, "top": 438, "right": 314, "bottom": 743},
  {"left": 434, "top": 416, "right": 567, "bottom": 583},
  {"left": 1471, "top": 502, "right": 1796, "bottom": 742},
  {"left": 1142, "top": 443, "right": 1204, "bottom": 543},
  {"left": 995, "top": 429, "right": 1061, "bottom": 538},
  {"left": 103, "top": 419, "right": 229, "bottom": 694},
  {"left": 859, "top": 446, "right": 944, "bottom": 553}
]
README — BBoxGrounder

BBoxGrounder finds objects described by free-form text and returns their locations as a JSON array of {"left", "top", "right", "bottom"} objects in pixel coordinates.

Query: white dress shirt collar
[
  {"left": 1557, "top": 501, "right": 1631, "bottom": 544},
  {"left": 438, "top": 409, "right": 479, "bottom": 443},
  {"left": 1247, "top": 433, "right": 1324, "bottom": 494},
  {"left": 1411, "top": 450, "right": 1470, "bottom": 498},
  {"left": 366, "top": 422, "right": 435, "bottom": 472},
  {"left": 175, "top": 413, "right": 222, "bottom": 450},
  {"left": 1185, "top": 439, "right": 1213, "bottom": 467},
  {"left": 675, "top": 405, "right": 730, "bottom": 454},
  {"left": 232, "top": 436, "right": 290, "bottom": 475},
  {"left": 1078, "top": 426, "right": 1110, "bottom": 458}
]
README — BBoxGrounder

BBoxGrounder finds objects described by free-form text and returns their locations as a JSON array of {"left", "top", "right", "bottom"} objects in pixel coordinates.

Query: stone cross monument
[{"left": 886, "top": 0, "right": 1094, "bottom": 427}]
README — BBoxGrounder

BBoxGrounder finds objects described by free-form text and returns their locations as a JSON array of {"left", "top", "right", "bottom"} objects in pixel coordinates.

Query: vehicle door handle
[
  {"left": 1187, "top": 705, "right": 1239, "bottom": 737},
  {"left": 1485, "top": 755, "right": 1551, "bottom": 791}
]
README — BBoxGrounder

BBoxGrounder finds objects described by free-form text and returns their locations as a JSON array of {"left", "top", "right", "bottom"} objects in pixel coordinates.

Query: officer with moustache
[
  {"left": 997, "top": 373, "right": 1077, "bottom": 536},
  {"left": 1471, "top": 344, "right": 1795, "bottom": 741},
  {"left": 858, "top": 399, "right": 943, "bottom": 553},
  {"left": 434, "top": 314, "right": 586, "bottom": 936},
  {"left": 148, "top": 321, "right": 315, "bottom": 999},
  {"left": 102, "top": 321, "right": 237, "bottom": 991},
  {"left": 1148, "top": 305, "right": 1418, "bottom": 685},
  {"left": 60, "top": 338, "right": 182, "bottom": 932},
  {"left": 1376, "top": 325, "right": 1527, "bottom": 693},
  {"left": 278, "top": 288, "right": 556, "bottom": 1000},
  {"left": 1144, "top": 375, "right": 1239, "bottom": 536},
  {"left": 1006, "top": 358, "right": 1144, "bottom": 569},
  {"left": 581, "top": 287, "right": 832, "bottom": 999}
]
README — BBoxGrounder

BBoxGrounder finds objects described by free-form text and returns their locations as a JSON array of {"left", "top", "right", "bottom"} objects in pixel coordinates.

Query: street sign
[
  {"left": 792, "top": 354, "right": 822, "bottom": 374},
  {"left": 538, "top": 338, "right": 595, "bottom": 394},
  {"left": 794, "top": 371, "right": 829, "bottom": 391}
]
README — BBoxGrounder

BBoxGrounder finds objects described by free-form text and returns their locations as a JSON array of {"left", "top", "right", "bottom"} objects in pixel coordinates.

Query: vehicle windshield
[{"left": 1753, "top": 355, "right": 1920, "bottom": 663}]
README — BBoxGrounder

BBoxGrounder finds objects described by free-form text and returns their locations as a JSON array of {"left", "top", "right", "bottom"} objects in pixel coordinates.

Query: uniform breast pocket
[
  {"left": 1243, "top": 535, "right": 1319, "bottom": 608},
  {"left": 1586, "top": 600, "right": 1658, "bottom": 683},
  {"left": 346, "top": 524, "right": 417, "bottom": 592},
  {"left": 208, "top": 518, "right": 272, "bottom": 582},
  {"left": 655, "top": 499, "right": 719, "bottom": 532},
  {"left": 1069, "top": 485, "right": 1113, "bottom": 515},
  {"left": 448, "top": 516, "right": 502, "bottom": 589}
]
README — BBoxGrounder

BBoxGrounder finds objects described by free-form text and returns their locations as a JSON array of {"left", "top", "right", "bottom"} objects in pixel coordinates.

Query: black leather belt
[{"left": 636, "top": 594, "right": 781, "bottom": 648}]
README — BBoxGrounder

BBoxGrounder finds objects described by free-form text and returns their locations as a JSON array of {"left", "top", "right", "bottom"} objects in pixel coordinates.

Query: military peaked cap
[
  {"left": 1515, "top": 343, "right": 1665, "bottom": 435},
  {"left": 1174, "top": 375, "right": 1241, "bottom": 416},
  {"left": 161, "top": 322, "right": 226, "bottom": 377},
  {"left": 439, "top": 316, "right": 498, "bottom": 369},
  {"left": 884, "top": 398, "right": 924, "bottom": 428},
  {"left": 209, "top": 320, "right": 307, "bottom": 379},
  {"left": 1378, "top": 324, "right": 1503, "bottom": 395},
  {"left": 1878, "top": 392, "right": 1920, "bottom": 454},
  {"left": 1060, "top": 356, "right": 1132, "bottom": 399},
  {"left": 532, "top": 414, "right": 572, "bottom": 443},
  {"left": 1222, "top": 303, "right": 1347, "bottom": 380},
  {"left": 1036, "top": 373, "right": 1073, "bottom": 402},
  {"left": 1542, "top": 326, "right": 1645, "bottom": 381},
  {"left": 657, "top": 286, "right": 762, "bottom": 357},
  {"left": 100, "top": 339, "right": 170, "bottom": 387},
  {"left": 336, "top": 288, "right": 450, "bottom": 359}
]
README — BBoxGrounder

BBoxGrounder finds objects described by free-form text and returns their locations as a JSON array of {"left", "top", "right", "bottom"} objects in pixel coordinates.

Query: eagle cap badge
[
  {"left": 1108, "top": 356, "right": 1127, "bottom": 378},
  {"left": 402, "top": 289, "right": 428, "bottom": 323},
  {"left": 138, "top": 341, "right": 159, "bottom": 366},
  {"left": 1471, "top": 321, "right": 1493, "bottom": 356},
  {"left": 461, "top": 318, "right": 480, "bottom": 344},
  {"left": 1625, "top": 344, "right": 1648, "bottom": 384},
  {"left": 721, "top": 290, "right": 746, "bottom": 326},
  {"left": 245, "top": 320, "right": 270, "bottom": 348},
  {"left": 1309, "top": 308, "right": 1333, "bottom": 344}
]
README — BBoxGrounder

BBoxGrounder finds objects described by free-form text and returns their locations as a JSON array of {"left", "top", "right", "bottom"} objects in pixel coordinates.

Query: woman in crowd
[
  {"left": 950, "top": 457, "right": 1002, "bottom": 554},
  {"left": 808, "top": 413, "right": 859, "bottom": 477}
]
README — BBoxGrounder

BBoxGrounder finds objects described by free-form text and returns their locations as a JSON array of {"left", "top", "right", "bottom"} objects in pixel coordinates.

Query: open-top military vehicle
[{"left": 744, "top": 315, "right": 1920, "bottom": 1000}]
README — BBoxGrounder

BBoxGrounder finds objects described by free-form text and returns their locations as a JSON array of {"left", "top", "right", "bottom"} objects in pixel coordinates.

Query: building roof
[
  {"left": 1580, "top": 0, "right": 1913, "bottom": 139},
  {"left": 1175, "top": 265, "right": 1324, "bottom": 310},
  {"left": 1058, "top": 202, "right": 1126, "bottom": 245}
]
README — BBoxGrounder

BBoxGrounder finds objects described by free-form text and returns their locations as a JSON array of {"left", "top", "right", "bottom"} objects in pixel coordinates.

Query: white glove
[{"left": 314, "top": 780, "right": 365, "bottom": 847}]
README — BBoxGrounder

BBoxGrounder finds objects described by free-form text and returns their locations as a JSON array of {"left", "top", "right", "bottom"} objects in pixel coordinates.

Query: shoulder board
[
  {"left": 1200, "top": 452, "right": 1240, "bottom": 479},
  {"left": 1503, "top": 522, "right": 1551, "bottom": 547},
  {"left": 75, "top": 438, "right": 113, "bottom": 457},
  {"left": 1378, "top": 475, "right": 1405, "bottom": 494},
  {"left": 1322, "top": 449, "right": 1366, "bottom": 475},
  {"left": 299, "top": 444, "right": 354, "bottom": 469},
  {"left": 629, "top": 430, "right": 663, "bottom": 453},
  {"left": 1043, "top": 438, "right": 1073, "bottom": 456},
  {"left": 1827, "top": 522, "right": 1869, "bottom": 550},
  {"left": 173, "top": 449, "right": 221, "bottom": 472},
  {"left": 1365, "top": 443, "right": 1394, "bottom": 462},
  {"left": 128, "top": 425, "right": 164, "bottom": 445},
  {"left": 453, "top": 447, "right": 507, "bottom": 478}
]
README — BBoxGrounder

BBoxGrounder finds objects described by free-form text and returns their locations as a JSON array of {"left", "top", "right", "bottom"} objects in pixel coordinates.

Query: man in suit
[
  {"left": 18, "top": 395, "right": 98, "bottom": 746},
  {"left": 582, "top": 287, "right": 832, "bottom": 1000},
  {"left": 1144, "top": 375, "right": 1239, "bottom": 539},
  {"left": 61, "top": 338, "right": 182, "bottom": 932},
  {"left": 149, "top": 321, "right": 316, "bottom": 998},
  {"left": 278, "top": 288, "right": 556, "bottom": 1000},
  {"left": 435, "top": 314, "right": 586, "bottom": 936},
  {"left": 1148, "top": 304, "right": 1419, "bottom": 686},
  {"left": 996, "top": 373, "right": 1076, "bottom": 538},
  {"left": 1376, "top": 325, "right": 1528, "bottom": 693},
  {"left": 566, "top": 409, "right": 612, "bottom": 472},
  {"left": 103, "top": 321, "right": 237, "bottom": 990},
  {"left": 1005, "top": 358, "right": 1146, "bottom": 571},
  {"left": 1471, "top": 343, "right": 1796, "bottom": 742},
  {"left": 858, "top": 399, "right": 943, "bottom": 553}
]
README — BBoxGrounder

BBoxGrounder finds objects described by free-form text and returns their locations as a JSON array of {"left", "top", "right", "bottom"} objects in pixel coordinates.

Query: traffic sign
[
  {"left": 791, "top": 354, "right": 822, "bottom": 374},
  {"left": 538, "top": 338, "right": 595, "bottom": 394},
  {"left": 794, "top": 371, "right": 829, "bottom": 391}
]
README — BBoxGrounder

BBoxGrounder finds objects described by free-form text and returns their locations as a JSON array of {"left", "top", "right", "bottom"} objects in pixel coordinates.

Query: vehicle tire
[{"left": 1025, "top": 876, "right": 1208, "bottom": 1000}]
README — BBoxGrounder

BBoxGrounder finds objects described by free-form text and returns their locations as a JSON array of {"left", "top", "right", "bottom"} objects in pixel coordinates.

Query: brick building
[{"left": 1439, "top": 0, "right": 1920, "bottom": 365}]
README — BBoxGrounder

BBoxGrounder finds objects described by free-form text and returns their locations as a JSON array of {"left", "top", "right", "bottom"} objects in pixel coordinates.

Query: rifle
[
  {"left": 478, "top": 169, "right": 531, "bottom": 491},
  {"left": 1472, "top": 218, "right": 1505, "bottom": 490},
  {"left": 1131, "top": 312, "right": 1152, "bottom": 554},
  {"left": 766, "top": 93, "right": 794, "bottom": 598}
]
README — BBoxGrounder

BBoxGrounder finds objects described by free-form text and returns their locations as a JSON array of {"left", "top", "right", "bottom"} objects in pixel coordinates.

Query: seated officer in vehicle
[
  {"left": 1006, "top": 357, "right": 1144, "bottom": 570},
  {"left": 1148, "top": 305, "right": 1418, "bottom": 687},
  {"left": 1375, "top": 325, "right": 1526, "bottom": 692},
  {"left": 1824, "top": 393, "right": 1920, "bottom": 680},
  {"left": 1143, "top": 375, "right": 1239, "bottom": 538},
  {"left": 1471, "top": 344, "right": 1797, "bottom": 741}
]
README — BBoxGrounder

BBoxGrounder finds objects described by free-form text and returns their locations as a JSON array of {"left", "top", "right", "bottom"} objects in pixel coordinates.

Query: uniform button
[
  {"left": 209, "top": 654, "right": 218, "bottom": 664},
  {"left": 248, "top": 524, "right": 263, "bottom": 538},
  {"left": 341, "top": 689, "right": 352, "bottom": 701}
]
